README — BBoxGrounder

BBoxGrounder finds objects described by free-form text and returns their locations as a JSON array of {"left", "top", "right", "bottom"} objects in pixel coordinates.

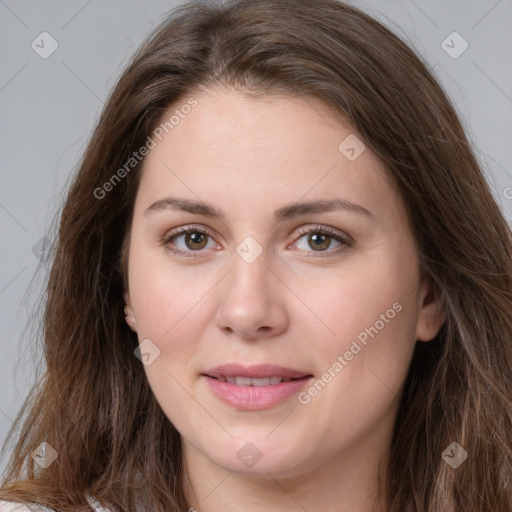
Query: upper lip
[{"left": 203, "top": 364, "right": 312, "bottom": 379}]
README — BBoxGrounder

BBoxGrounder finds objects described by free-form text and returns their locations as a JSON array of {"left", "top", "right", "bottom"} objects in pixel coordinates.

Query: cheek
[
  {"left": 290, "top": 253, "right": 418, "bottom": 351},
  {"left": 304, "top": 259, "right": 419, "bottom": 400},
  {"left": 129, "top": 259, "right": 213, "bottom": 424},
  {"left": 128, "top": 239, "right": 215, "bottom": 346},
  {"left": 292, "top": 256, "right": 421, "bottom": 422},
  {"left": 294, "top": 274, "right": 418, "bottom": 449}
]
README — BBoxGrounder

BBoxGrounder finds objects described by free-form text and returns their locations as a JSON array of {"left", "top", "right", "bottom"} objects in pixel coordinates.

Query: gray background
[{"left": 1, "top": 0, "right": 511, "bottom": 475}]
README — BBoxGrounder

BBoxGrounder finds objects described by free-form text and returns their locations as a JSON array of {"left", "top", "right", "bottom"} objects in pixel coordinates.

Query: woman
[{"left": 1, "top": 0, "right": 511, "bottom": 510}]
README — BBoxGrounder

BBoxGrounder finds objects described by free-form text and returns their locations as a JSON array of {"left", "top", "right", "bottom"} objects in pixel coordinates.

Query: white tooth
[
  {"left": 235, "top": 376, "right": 252, "bottom": 386},
  {"left": 225, "top": 376, "right": 294, "bottom": 386},
  {"left": 251, "top": 377, "right": 271, "bottom": 387}
]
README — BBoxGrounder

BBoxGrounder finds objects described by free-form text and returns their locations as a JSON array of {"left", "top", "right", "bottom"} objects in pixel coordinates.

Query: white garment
[
  {"left": 0, "top": 502, "right": 51, "bottom": 512},
  {"left": 0, "top": 495, "right": 112, "bottom": 511}
]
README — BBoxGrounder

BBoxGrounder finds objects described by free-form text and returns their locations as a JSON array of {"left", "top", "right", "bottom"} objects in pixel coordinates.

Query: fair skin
[{"left": 123, "top": 86, "right": 445, "bottom": 512}]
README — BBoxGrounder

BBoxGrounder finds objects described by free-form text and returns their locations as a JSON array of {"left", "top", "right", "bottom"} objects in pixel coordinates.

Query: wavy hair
[{"left": 1, "top": 0, "right": 511, "bottom": 510}]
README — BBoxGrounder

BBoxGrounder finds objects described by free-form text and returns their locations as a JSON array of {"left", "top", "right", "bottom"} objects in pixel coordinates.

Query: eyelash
[{"left": 161, "top": 224, "right": 353, "bottom": 259}]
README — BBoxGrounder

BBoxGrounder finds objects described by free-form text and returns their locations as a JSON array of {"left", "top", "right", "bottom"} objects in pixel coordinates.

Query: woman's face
[{"left": 123, "top": 87, "right": 444, "bottom": 479}]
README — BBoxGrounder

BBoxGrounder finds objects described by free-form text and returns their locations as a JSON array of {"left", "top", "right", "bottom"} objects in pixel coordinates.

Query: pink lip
[{"left": 202, "top": 364, "right": 313, "bottom": 410}]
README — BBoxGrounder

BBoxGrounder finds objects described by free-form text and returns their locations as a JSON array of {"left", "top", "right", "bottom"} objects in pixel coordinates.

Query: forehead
[
  {"left": 167, "top": 87, "right": 350, "bottom": 151},
  {"left": 134, "top": 87, "right": 398, "bottom": 223}
]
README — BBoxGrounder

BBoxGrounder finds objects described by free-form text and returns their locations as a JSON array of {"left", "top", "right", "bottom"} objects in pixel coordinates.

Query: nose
[{"left": 214, "top": 248, "right": 289, "bottom": 341}]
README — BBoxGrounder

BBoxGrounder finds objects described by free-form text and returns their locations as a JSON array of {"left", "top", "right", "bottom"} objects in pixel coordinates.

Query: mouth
[{"left": 201, "top": 364, "right": 314, "bottom": 410}]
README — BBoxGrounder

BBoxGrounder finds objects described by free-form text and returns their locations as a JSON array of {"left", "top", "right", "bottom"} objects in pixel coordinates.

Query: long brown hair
[{"left": 1, "top": 0, "right": 511, "bottom": 510}]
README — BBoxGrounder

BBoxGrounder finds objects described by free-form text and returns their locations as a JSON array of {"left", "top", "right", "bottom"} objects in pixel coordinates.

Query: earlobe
[
  {"left": 123, "top": 292, "right": 137, "bottom": 332},
  {"left": 415, "top": 279, "right": 446, "bottom": 342}
]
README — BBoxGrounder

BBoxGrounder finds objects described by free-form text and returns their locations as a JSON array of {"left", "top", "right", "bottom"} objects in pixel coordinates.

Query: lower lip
[{"left": 203, "top": 375, "right": 313, "bottom": 410}]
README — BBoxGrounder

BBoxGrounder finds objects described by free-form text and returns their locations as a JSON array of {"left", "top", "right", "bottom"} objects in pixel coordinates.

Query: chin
[{"left": 203, "top": 435, "right": 310, "bottom": 478}]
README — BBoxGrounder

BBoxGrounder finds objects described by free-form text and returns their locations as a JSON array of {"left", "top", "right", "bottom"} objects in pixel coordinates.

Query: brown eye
[
  {"left": 307, "top": 232, "right": 332, "bottom": 251},
  {"left": 293, "top": 225, "right": 352, "bottom": 256},
  {"left": 162, "top": 226, "right": 216, "bottom": 257},
  {"left": 184, "top": 231, "right": 208, "bottom": 250}
]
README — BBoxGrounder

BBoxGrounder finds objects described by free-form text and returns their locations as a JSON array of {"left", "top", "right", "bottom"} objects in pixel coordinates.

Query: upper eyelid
[
  {"left": 166, "top": 223, "right": 346, "bottom": 238},
  {"left": 295, "top": 224, "right": 349, "bottom": 238}
]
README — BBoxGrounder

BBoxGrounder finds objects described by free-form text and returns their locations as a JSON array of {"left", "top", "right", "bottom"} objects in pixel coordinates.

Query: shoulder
[{"left": 0, "top": 501, "right": 53, "bottom": 512}]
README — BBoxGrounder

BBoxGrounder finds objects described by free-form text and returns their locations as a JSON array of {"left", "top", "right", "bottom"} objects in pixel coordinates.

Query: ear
[
  {"left": 123, "top": 292, "right": 137, "bottom": 332},
  {"left": 415, "top": 277, "right": 446, "bottom": 342}
]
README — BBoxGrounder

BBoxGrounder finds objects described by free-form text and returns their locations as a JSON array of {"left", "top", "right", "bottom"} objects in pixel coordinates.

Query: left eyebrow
[
  {"left": 144, "top": 196, "right": 375, "bottom": 221},
  {"left": 273, "top": 198, "right": 375, "bottom": 222}
]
